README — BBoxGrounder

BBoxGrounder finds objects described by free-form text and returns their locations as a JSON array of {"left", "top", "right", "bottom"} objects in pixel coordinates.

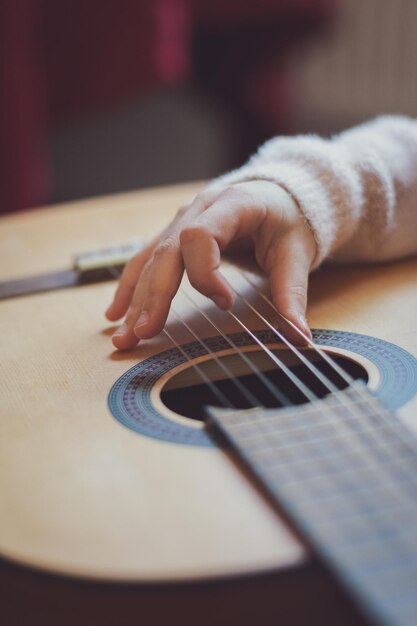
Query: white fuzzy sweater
[{"left": 209, "top": 116, "right": 417, "bottom": 269}]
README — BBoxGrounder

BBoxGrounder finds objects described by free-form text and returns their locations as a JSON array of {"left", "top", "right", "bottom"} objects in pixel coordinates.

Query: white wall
[{"left": 288, "top": 0, "right": 417, "bottom": 133}]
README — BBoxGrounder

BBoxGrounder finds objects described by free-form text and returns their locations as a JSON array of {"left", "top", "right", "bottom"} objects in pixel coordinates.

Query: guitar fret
[
  {"left": 237, "top": 424, "right": 397, "bottom": 460},
  {"left": 231, "top": 417, "right": 392, "bottom": 441},
  {"left": 235, "top": 430, "right": 417, "bottom": 509},
  {"left": 253, "top": 443, "right": 417, "bottom": 543},
  {"left": 208, "top": 386, "right": 417, "bottom": 626},
  {"left": 249, "top": 442, "right": 414, "bottom": 488},
  {"left": 246, "top": 454, "right": 417, "bottom": 536},
  {"left": 233, "top": 418, "right": 391, "bottom": 447},
  {"left": 323, "top": 525, "right": 417, "bottom": 556},
  {"left": 304, "top": 486, "right": 417, "bottom": 525},
  {"left": 270, "top": 480, "right": 417, "bottom": 554},
  {"left": 279, "top": 478, "right": 417, "bottom": 518},
  {"left": 228, "top": 404, "right": 401, "bottom": 441},
  {"left": 358, "top": 554, "right": 417, "bottom": 580},
  {"left": 224, "top": 400, "right": 417, "bottom": 513}
]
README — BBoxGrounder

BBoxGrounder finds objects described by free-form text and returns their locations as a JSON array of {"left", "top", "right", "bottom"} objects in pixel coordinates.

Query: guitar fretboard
[{"left": 207, "top": 385, "right": 417, "bottom": 626}]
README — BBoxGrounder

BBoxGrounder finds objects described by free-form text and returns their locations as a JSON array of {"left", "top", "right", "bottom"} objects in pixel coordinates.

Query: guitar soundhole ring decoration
[{"left": 108, "top": 329, "right": 417, "bottom": 447}]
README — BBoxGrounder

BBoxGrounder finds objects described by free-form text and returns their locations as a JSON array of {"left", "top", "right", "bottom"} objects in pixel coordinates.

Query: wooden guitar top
[{"left": 0, "top": 183, "right": 416, "bottom": 582}]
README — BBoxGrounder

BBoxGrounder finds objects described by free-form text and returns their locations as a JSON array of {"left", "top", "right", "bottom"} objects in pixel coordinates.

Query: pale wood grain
[{"left": 0, "top": 183, "right": 416, "bottom": 582}]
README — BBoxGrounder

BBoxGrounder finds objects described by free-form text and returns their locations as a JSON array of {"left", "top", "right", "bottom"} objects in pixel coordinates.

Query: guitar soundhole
[{"left": 160, "top": 348, "right": 368, "bottom": 422}]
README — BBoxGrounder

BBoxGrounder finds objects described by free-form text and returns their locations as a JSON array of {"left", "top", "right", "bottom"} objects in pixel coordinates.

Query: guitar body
[{"left": 1, "top": 184, "right": 416, "bottom": 625}]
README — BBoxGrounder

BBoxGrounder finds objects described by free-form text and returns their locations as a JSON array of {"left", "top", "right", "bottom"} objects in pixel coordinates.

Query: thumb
[{"left": 267, "top": 233, "right": 312, "bottom": 346}]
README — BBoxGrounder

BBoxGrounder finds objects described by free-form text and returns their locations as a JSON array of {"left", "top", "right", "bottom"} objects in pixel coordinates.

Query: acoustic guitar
[{"left": 1, "top": 183, "right": 416, "bottom": 626}]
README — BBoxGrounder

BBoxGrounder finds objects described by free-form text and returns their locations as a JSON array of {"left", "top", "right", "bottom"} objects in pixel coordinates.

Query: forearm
[{"left": 209, "top": 115, "right": 417, "bottom": 266}]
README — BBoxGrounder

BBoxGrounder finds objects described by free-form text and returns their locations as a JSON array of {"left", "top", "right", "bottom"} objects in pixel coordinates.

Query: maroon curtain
[{"left": 0, "top": 0, "right": 333, "bottom": 213}]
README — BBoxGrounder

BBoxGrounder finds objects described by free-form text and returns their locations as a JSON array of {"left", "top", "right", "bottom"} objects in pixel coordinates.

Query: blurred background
[{"left": 1, "top": 0, "right": 416, "bottom": 214}]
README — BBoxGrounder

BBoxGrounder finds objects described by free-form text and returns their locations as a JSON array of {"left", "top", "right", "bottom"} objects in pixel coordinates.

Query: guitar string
[
  {"left": 107, "top": 266, "right": 417, "bottom": 576},
  {"left": 235, "top": 424, "right": 417, "bottom": 626},
  {"left": 168, "top": 305, "right": 260, "bottom": 408},
  {"left": 109, "top": 263, "right": 316, "bottom": 410},
  {"left": 226, "top": 309, "right": 317, "bottom": 403},
  {"left": 226, "top": 414, "right": 417, "bottom": 509},
  {"left": 110, "top": 261, "right": 362, "bottom": 415},
  {"left": 235, "top": 270, "right": 417, "bottom": 495},
  {"left": 230, "top": 273, "right": 366, "bottom": 412},
  {"left": 108, "top": 261, "right": 389, "bottom": 427},
  {"left": 241, "top": 269, "right": 417, "bottom": 456},
  {"left": 173, "top": 286, "right": 417, "bottom": 503},
  {"left": 235, "top": 421, "right": 417, "bottom": 523},
  {"left": 246, "top": 454, "right": 417, "bottom": 547},
  {"left": 223, "top": 284, "right": 394, "bottom": 448},
  {"left": 181, "top": 288, "right": 291, "bottom": 407},
  {"left": 108, "top": 264, "right": 260, "bottom": 408},
  {"left": 209, "top": 372, "right": 417, "bottom": 549},
  {"left": 108, "top": 264, "right": 417, "bottom": 495},
  {"left": 165, "top": 292, "right": 384, "bottom": 490},
  {"left": 214, "top": 399, "right": 417, "bottom": 554},
  {"left": 108, "top": 290, "right": 417, "bottom": 556},
  {"left": 231, "top": 282, "right": 339, "bottom": 394},
  {"left": 162, "top": 324, "right": 232, "bottom": 409},
  {"left": 225, "top": 406, "right": 390, "bottom": 449},
  {"left": 177, "top": 277, "right": 334, "bottom": 409},
  {"left": 108, "top": 261, "right": 233, "bottom": 408},
  {"left": 214, "top": 399, "right": 388, "bottom": 436},
  {"left": 238, "top": 437, "right": 417, "bottom": 554},
  {"left": 165, "top": 267, "right": 417, "bottom": 512},
  {"left": 108, "top": 264, "right": 288, "bottom": 408},
  {"left": 241, "top": 269, "right": 362, "bottom": 390},
  {"left": 222, "top": 312, "right": 417, "bottom": 510},
  {"left": 108, "top": 264, "right": 324, "bottom": 408},
  {"left": 108, "top": 260, "right": 400, "bottom": 434}
]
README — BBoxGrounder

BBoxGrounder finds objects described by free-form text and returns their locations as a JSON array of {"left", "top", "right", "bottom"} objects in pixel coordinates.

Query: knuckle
[
  {"left": 179, "top": 223, "right": 209, "bottom": 245},
  {"left": 219, "top": 183, "right": 252, "bottom": 204},
  {"left": 276, "top": 285, "right": 307, "bottom": 312},
  {"left": 151, "top": 236, "right": 178, "bottom": 261},
  {"left": 273, "top": 283, "right": 307, "bottom": 312},
  {"left": 119, "top": 263, "right": 140, "bottom": 289},
  {"left": 196, "top": 188, "right": 217, "bottom": 205},
  {"left": 139, "top": 258, "right": 154, "bottom": 281},
  {"left": 175, "top": 203, "right": 189, "bottom": 219},
  {"left": 287, "top": 283, "right": 307, "bottom": 300},
  {"left": 180, "top": 188, "right": 216, "bottom": 214}
]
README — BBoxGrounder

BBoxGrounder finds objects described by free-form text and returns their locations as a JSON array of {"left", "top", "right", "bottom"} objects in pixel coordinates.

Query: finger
[
  {"left": 111, "top": 304, "right": 142, "bottom": 350},
  {"left": 267, "top": 232, "right": 312, "bottom": 346},
  {"left": 105, "top": 238, "right": 159, "bottom": 321},
  {"left": 180, "top": 188, "right": 267, "bottom": 307},
  {"left": 181, "top": 228, "right": 233, "bottom": 309},
  {"left": 132, "top": 238, "right": 185, "bottom": 340},
  {"left": 112, "top": 237, "right": 184, "bottom": 349},
  {"left": 106, "top": 189, "right": 217, "bottom": 323},
  {"left": 125, "top": 193, "right": 221, "bottom": 340}
]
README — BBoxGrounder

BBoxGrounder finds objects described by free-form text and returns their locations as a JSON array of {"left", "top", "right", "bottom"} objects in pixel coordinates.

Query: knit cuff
[{"left": 207, "top": 135, "right": 365, "bottom": 268}]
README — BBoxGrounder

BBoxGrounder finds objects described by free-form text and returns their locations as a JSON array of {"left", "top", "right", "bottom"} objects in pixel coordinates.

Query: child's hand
[{"left": 106, "top": 180, "right": 317, "bottom": 350}]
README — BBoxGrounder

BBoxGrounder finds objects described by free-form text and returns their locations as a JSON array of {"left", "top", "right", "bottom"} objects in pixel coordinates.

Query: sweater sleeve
[{"left": 207, "top": 115, "right": 417, "bottom": 268}]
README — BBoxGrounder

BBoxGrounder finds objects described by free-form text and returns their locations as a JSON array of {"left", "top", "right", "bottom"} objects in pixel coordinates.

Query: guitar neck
[{"left": 207, "top": 385, "right": 417, "bottom": 626}]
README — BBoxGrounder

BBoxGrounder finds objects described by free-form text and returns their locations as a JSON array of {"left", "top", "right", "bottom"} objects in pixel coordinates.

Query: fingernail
[
  {"left": 134, "top": 310, "right": 150, "bottom": 330},
  {"left": 113, "top": 322, "right": 127, "bottom": 337},
  {"left": 298, "top": 314, "right": 312, "bottom": 337},
  {"left": 212, "top": 294, "right": 229, "bottom": 309}
]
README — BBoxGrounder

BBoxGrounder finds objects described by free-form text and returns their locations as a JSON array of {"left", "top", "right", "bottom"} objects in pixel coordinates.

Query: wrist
[{"left": 248, "top": 178, "right": 319, "bottom": 270}]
